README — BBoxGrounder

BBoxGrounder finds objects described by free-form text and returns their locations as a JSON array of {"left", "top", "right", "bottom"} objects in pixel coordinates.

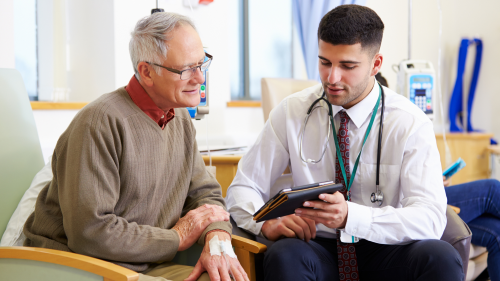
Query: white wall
[
  {"left": 0, "top": 0, "right": 15, "bottom": 68},
  {"left": 65, "top": 1, "right": 116, "bottom": 102},
  {"left": 12, "top": 0, "right": 500, "bottom": 161},
  {"left": 366, "top": 0, "right": 500, "bottom": 140}
]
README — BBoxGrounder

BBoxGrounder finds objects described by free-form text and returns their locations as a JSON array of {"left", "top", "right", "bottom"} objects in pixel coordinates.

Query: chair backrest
[
  {"left": 0, "top": 69, "right": 45, "bottom": 236},
  {"left": 261, "top": 77, "right": 319, "bottom": 122}
]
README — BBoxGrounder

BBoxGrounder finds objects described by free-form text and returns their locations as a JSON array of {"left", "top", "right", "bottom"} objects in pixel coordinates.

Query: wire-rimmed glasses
[{"left": 147, "top": 52, "right": 213, "bottom": 80}]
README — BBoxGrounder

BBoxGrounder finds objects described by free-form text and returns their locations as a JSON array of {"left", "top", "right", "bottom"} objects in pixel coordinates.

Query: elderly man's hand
[
  {"left": 185, "top": 231, "right": 249, "bottom": 281},
  {"left": 261, "top": 214, "right": 317, "bottom": 242},
  {"left": 173, "top": 204, "right": 230, "bottom": 251},
  {"left": 294, "top": 191, "right": 348, "bottom": 229}
]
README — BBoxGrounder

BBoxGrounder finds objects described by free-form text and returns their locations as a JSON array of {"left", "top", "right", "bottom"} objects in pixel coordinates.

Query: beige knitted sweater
[{"left": 24, "top": 87, "right": 231, "bottom": 272}]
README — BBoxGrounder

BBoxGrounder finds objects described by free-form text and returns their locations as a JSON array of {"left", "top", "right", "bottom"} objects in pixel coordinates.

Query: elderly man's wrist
[{"left": 204, "top": 229, "right": 231, "bottom": 243}]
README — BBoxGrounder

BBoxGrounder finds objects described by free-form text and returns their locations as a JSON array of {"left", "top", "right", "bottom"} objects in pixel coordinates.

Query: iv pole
[{"left": 408, "top": 0, "right": 412, "bottom": 60}]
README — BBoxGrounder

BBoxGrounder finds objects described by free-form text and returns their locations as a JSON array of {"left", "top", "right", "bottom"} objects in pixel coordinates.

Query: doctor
[{"left": 226, "top": 5, "right": 463, "bottom": 281}]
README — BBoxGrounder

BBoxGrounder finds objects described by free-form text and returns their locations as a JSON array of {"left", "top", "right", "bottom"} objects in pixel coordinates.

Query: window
[
  {"left": 230, "top": 0, "right": 301, "bottom": 100},
  {"left": 14, "top": 0, "right": 38, "bottom": 101}
]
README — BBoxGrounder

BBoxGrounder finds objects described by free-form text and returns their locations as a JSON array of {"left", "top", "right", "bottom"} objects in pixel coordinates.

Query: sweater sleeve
[
  {"left": 181, "top": 126, "right": 232, "bottom": 245},
  {"left": 55, "top": 107, "right": 180, "bottom": 264}
]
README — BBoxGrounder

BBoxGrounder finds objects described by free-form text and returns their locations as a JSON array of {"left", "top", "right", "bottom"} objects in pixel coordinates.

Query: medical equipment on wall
[
  {"left": 395, "top": 60, "right": 436, "bottom": 119},
  {"left": 183, "top": 0, "right": 214, "bottom": 8},
  {"left": 151, "top": 0, "right": 164, "bottom": 13},
  {"left": 299, "top": 83, "right": 386, "bottom": 206},
  {"left": 392, "top": 1, "right": 438, "bottom": 120},
  {"left": 187, "top": 70, "right": 210, "bottom": 119}
]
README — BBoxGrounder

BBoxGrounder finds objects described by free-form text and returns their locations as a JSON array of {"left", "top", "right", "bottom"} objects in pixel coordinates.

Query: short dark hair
[{"left": 318, "top": 5, "right": 384, "bottom": 56}]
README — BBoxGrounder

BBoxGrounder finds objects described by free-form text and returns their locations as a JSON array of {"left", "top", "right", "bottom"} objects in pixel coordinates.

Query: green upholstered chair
[
  {"left": 0, "top": 68, "right": 266, "bottom": 281},
  {"left": 0, "top": 68, "right": 140, "bottom": 281}
]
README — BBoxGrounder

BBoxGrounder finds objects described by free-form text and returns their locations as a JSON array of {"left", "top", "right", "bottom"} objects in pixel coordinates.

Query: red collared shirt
[{"left": 125, "top": 76, "right": 175, "bottom": 129}]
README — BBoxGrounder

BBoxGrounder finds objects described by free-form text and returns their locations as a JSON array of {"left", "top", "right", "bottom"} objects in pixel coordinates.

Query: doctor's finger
[
  {"left": 282, "top": 220, "right": 305, "bottom": 240},
  {"left": 319, "top": 192, "right": 345, "bottom": 204},
  {"left": 302, "top": 215, "right": 334, "bottom": 229},
  {"left": 303, "top": 217, "right": 317, "bottom": 239},
  {"left": 291, "top": 215, "right": 313, "bottom": 241},
  {"left": 303, "top": 200, "right": 332, "bottom": 210},
  {"left": 296, "top": 208, "right": 338, "bottom": 221},
  {"left": 276, "top": 223, "right": 297, "bottom": 238}
]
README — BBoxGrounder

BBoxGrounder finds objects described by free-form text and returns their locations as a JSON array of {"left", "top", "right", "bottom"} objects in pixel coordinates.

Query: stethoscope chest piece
[{"left": 370, "top": 187, "right": 384, "bottom": 206}]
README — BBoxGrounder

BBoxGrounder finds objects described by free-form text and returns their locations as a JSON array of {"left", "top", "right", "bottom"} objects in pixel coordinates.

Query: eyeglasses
[{"left": 147, "top": 52, "right": 213, "bottom": 80}]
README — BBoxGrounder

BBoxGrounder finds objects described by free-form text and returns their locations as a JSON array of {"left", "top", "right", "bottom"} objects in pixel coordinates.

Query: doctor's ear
[{"left": 370, "top": 53, "right": 383, "bottom": 77}]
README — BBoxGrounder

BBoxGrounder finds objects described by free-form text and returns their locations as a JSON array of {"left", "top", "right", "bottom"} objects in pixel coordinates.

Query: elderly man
[{"left": 24, "top": 12, "right": 248, "bottom": 281}]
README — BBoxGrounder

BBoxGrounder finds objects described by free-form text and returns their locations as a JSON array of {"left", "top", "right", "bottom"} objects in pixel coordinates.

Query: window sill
[
  {"left": 30, "top": 101, "right": 88, "bottom": 110},
  {"left": 226, "top": 101, "right": 261, "bottom": 107},
  {"left": 30, "top": 101, "right": 263, "bottom": 110}
]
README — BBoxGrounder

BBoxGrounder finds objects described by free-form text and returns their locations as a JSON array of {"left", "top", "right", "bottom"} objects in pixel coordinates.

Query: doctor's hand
[
  {"left": 185, "top": 231, "right": 249, "bottom": 281},
  {"left": 172, "top": 204, "right": 230, "bottom": 251},
  {"left": 261, "top": 214, "right": 317, "bottom": 242},
  {"left": 295, "top": 191, "right": 348, "bottom": 229}
]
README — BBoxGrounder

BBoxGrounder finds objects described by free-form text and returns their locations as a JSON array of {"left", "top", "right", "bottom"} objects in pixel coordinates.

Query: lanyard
[{"left": 330, "top": 87, "right": 381, "bottom": 201}]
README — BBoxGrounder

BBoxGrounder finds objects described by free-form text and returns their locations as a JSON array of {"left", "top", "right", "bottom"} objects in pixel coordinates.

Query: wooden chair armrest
[
  {"left": 231, "top": 235, "right": 267, "bottom": 254},
  {"left": 487, "top": 145, "right": 500, "bottom": 155},
  {"left": 0, "top": 247, "right": 139, "bottom": 281},
  {"left": 448, "top": 205, "right": 460, "bottom": 214}
]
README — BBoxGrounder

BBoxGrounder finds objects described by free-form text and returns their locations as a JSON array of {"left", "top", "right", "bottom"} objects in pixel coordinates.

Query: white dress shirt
[{"left": 225, "top": 78, "right": 447, "bottom": 245}]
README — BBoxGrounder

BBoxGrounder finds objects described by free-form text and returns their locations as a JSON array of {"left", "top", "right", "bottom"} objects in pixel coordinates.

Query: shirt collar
[
  {"left": 125, "top": 75, "right": 175, "bottom": 129},
  {"left": 330, "top": 77, "right": 380, "bottom": 129}
]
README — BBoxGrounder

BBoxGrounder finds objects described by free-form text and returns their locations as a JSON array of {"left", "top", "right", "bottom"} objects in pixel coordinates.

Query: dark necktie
[{"left": 334, "top": 110, "right": 360, "bottom": 281}]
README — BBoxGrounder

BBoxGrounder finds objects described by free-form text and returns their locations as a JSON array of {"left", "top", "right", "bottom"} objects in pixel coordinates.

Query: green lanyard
[{"left": 330, "top": 87, "right": 381, "bottom": 201}]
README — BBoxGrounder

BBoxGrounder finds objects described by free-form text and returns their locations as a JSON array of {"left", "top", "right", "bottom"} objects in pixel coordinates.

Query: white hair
[{"left": 129, "top": 12, "right": 196, "bottom": 81}]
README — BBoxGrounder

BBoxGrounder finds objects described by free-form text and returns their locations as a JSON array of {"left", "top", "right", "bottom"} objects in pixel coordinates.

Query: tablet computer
[{"left": 253, "top": 181, "right": 344, "bottom": 222}]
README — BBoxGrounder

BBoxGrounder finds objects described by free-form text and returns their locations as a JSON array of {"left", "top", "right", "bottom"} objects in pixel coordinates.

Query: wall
[
  {"left": 366, "top": 0, "right": 500, "bottom": 139},
  {"left": 62, "top": 1, "right": 116, "bottom": 102},
  {"left": 11, "top": 0, "right": 500, "bottom": 161},
  {"left": 0, "top": 0, "right": 15, "bottom": 68}
]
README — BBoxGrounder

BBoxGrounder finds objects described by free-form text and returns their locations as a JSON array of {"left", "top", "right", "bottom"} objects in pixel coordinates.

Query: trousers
[
  {"left": 446, "top": 179, "right": 500, "bottom": 281},
  {"left": 264, "top": 237, "right": 463, "bottom": 281},
  {"left": 139, "top": 262, "right": 209, "bottom": 281}
]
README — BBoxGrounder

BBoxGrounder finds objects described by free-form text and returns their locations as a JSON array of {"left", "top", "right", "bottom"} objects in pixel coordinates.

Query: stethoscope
[{"left": 299, "top": 82, "right": 385, "bottom": 206}]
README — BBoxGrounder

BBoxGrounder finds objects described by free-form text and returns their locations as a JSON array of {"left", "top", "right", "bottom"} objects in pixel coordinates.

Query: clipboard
[{"left": 253, "top": 181, "right": 344, "bottom": 222}]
